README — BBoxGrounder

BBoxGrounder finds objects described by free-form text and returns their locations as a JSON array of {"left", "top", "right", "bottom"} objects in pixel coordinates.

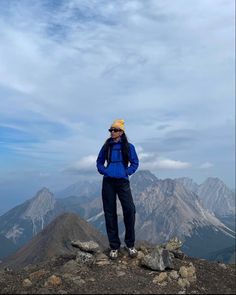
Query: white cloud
[
  {"left": 75, "top": 155, "right": 97, "bottom": 169},
  {"left": 134, "top": 148, "right": 191, "bottom": 170},
  {"left": 64, "top": 154, "right": 97, "bottom": 173},
  {"left": 199, "top": 162, "right": 214, "bottom": 169},
  {"left": 139, "top": 152, "right": 154, "bottom": 161},
  {"left": 0, "top": 0, "right": 234, "bottom": 125},
  {"left": 140, "top": 157, "right": 191, "bottom": 170}
]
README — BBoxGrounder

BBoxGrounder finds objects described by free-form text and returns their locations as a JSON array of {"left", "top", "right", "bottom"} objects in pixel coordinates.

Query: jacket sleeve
[
  {"left": 127, "top": 143, "right": 139, "bottom": 176},
  {"left": 96, "top": 145, "right": 107, "bottom": 175}
]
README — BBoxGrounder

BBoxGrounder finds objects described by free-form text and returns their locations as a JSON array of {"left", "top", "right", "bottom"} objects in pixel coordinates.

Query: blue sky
[{"left": 0, "top": 0, "right": 235, "bottom": 214}]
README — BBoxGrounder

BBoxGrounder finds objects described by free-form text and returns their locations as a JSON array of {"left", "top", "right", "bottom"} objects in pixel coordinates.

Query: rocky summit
[{"left": 0, "top": 238, "right": 235, "bottom": 294}]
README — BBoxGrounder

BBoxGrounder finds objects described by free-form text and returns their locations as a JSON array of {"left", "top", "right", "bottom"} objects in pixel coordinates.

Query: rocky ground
[{"left": 0, "top": 241, "right": 235, "bottom": 294}]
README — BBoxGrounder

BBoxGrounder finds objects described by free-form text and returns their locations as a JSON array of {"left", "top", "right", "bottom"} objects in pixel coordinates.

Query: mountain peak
[
  {"left": 203, "top": 177, "right": 225, "bottom": 186},
  {"left": 131, "top": 170, "right": 158, "bottom": 184},
  {"left": 38, "top": 187, "right": 51, "bottom": 194},
  {"left": 22, "top": 187, "right": 55, "bottom": 222},
  {"left": 198, "top": 178, "right": 235, "bottom": 216},
  {"left": 4, "top": 213, "right": 107, "bottom": 269},
  {"left": 175, "top": 177, "right": 199, "bottom": 193},
  {"left": 133, "top": 170, "right": 158, "bottom": 179}
]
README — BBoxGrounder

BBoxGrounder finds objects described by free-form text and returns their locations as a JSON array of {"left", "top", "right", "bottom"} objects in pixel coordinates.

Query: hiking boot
[
  {"left": 127, "top": 247, "right": 138, "bottom": 258},
  {"left": 109, "top": 249, "right": 119, "bottom": 260}
]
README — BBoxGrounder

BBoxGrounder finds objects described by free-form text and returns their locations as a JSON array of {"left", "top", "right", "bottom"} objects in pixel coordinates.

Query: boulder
[
  {"left": 76, "top": 249, "right": 95, "bottom": 265},
  {"left": 71, "top": 240, "right": 100, "bottom": 253},
  {"left": 165, "top": 237, "right": 183, "bottom": 251},
  {"left": 141, "top": 247, "right": 174, "bottom": 271}
]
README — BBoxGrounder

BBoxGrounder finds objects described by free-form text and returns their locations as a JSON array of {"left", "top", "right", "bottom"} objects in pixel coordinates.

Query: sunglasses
[{"left": 108, "top": 128, "right": 122, "bottom": 133}]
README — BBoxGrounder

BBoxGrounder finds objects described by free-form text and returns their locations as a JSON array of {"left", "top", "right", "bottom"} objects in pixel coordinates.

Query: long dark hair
[{"left": 103, "top": 133, "right": 130, "bottom": 167}]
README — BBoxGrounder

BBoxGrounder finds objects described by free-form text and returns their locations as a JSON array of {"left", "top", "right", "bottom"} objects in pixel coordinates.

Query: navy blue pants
[{"left": 102, "top": 177, "right": 136, "bottom": 250}]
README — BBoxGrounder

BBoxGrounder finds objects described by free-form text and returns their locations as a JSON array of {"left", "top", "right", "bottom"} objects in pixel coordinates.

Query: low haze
[{"left": 0, "top": 0, "right": 235, "bottom": 214}]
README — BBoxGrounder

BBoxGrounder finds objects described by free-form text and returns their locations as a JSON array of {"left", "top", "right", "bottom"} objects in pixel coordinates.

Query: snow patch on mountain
[{"left": 5, "top": 225, "right": 24, "bottom": 244}]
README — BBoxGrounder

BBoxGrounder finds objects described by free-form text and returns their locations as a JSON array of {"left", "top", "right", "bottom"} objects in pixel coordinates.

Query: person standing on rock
[{"left": 96, "top": 119, "right": 139, "bottom": 260}]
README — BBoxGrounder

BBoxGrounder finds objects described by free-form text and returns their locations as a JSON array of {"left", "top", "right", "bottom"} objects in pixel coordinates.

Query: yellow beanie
[{"left": 111, "top": 119, "right": 125, "bottom": 131}]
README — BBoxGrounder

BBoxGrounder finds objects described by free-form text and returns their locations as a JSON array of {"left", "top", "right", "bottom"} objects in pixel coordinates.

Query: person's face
[{"left": 109, "top": 128, "right": 123, "bottom": 140}]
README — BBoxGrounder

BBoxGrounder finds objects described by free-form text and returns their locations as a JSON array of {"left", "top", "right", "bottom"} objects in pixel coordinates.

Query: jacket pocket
[
  {"left": 103, "top": 167, "right": 108, "bottom": 176},
  {"left": 104, "top": 164, "right": 114, "bottom": 177},
  {"left": 116, "top": 163, "right": 127, "bottom": 178}
]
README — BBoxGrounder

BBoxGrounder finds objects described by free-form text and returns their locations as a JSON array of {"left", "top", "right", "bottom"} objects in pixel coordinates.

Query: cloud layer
[{"left": 0, "top": 0, "right": 235, "bottom": 208}]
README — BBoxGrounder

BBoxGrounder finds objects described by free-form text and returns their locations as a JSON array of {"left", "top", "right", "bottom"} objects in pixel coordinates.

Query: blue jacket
[{"left": 96, "top": 138, "right": 139, "bottom": 179}]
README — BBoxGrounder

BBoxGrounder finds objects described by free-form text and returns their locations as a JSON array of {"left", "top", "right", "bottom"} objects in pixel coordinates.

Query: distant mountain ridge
[
  {"left": 0, "top": 186, "right": 100, "bottom": 260},
  {"left": 0, "top": 170, "right": 235, "bottom": 262},
  {"left": 133, "top": 177, "right": 233, "bottom": 240},
  {"left": 55, "top": 179, "right": 101, "bottom": 201},
  {"left": 176, "top": 177, "right": 235, "bottom": 217},
  {"left": 0, "top": 188, "right": 64, "bottom": 253},
  {"left": 88, "top": 171, "right": 235, "bottom": 260}
]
